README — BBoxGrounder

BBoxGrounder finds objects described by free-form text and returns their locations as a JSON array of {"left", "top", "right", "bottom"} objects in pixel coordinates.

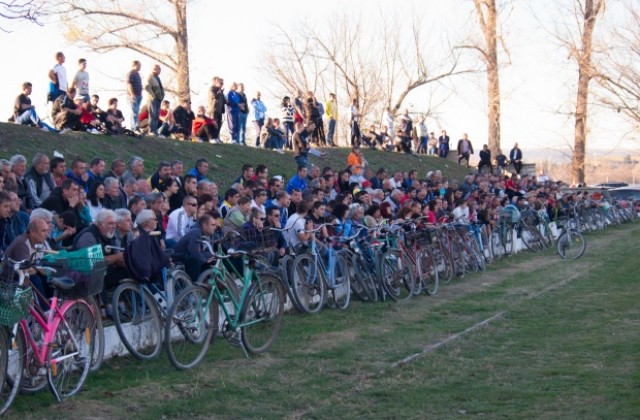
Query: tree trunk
[
  {"left": 473, "top": 0, "right": 501, "bottom": 158},
  {"left": 572, "top": 0, "right": 603, "bottom": 186},
  {"left": 483, "top": 0, "right": 501, "bottom": 158},
  {"left": 174, "top": 0, "right": 190, "bottom": 101}
]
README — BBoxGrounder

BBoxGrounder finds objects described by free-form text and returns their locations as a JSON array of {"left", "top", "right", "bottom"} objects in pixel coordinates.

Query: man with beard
[{"left": 73, "top": 209, "right": 127, "bottom": 292}]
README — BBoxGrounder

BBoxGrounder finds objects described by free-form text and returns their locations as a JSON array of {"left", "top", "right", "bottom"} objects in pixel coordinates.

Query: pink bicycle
[{"left": 3, "top": 252, "right": 96, "bottom": 403}]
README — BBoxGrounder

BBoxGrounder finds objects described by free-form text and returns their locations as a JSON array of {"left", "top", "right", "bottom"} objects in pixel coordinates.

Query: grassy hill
[{"left": 0, "top": 123, "right": 470, "bottom": 188}]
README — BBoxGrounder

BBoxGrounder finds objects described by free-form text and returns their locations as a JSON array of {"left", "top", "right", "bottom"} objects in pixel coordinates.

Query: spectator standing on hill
[
  {"left": 252, "top": 91, "right": 267, "bottom": 147},
  {"left": 350, "top": 97, "right": 362, "bottom": 146},
  {"left": 293, "top": 90, "right": 305, "bottom": 124},
  {"left": 48, "top": 51, "right": 67, "bottom": 101},
  {"left": 237, "top": 83, "right": 249, "bottom": 145},
  {"left": 71, "top": 58, "right": 90, "bottom": 103},
  {"left": 207, "top": 77, "right": 226, "bottom": 141},
  {"left": 457, "top": 133, "right": 474, "bottom": 167},
  {"left": 226, "top": 82, "right": 241, "bottom": 144},
  {"left": 325, "top": 93, "right": 338, "bottom": 146},
  {"left": 416, "top": 115, "right": 428, "bottom": 154},
  {"left": 126, "top": 60, "right": 143, "bottom": 132},
  {"left": 428, "top": 132, "right": 438, "bottom": 155},
  {"left": 510, "top": 143, "right": 523, "bottom": 175},
  {"left": 382, "top": 107, "right": 395, "bottom": 140},
  {"left": 281, "top": 96, "right": 295, "bottom": 149},
  {"left": 144, "top": 64, "right": 164, "bottom": 134},
  {"left": 438, "top": 129, "right": 450, "bottom": 158}
]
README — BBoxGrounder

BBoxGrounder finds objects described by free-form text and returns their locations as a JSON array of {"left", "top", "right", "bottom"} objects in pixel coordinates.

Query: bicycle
[
  {"left": 165, "top": 242, "right": 285, "bottom": 370},
  {"left": 290, "top": 224, "right": 354, "bottom": 313},
  {"left": 2, "top": 251, "right": 96, "bottom": 403},
  {"left": 110, "top": 245, "right": 192, "bottom": 361},
  {"left": 555, "top": 217, "right": 587, "bottom": 259}
]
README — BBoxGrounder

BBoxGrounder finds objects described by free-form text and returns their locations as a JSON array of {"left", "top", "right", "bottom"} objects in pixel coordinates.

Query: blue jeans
[
  {"left": 284, "top": 121, "right": 294, "bottom": 149},
  {"left": 254, "top": 118, "right": 264, "bottom": 147},
  {"left": 131, "top": 96, "right": 142, "bottom": 130},
  {"left": 15, "top": 109, "right": 39, "bottom": 125},
  {"left": 149, "top": 99, "right": 161, "bottom": 133},
  {"left": 239, "top": 112, "right": 248, "bottom": 144},
  {"left": 227, "top": 110, "right": 240, "bottom": 143},
  {"left": 295, "top": 153, "right": 309, "bottom": 168},
  {"left": 327, "top": 119, "right": 336, "bottom": 146}
]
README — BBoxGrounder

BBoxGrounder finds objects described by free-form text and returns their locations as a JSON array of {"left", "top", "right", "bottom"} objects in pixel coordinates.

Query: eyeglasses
[
  {"left": 186, "top": 203, "right": 197, "bottom": 207},
  {"left": 259, "top": 217, "right": 267, "bottom": 221}
]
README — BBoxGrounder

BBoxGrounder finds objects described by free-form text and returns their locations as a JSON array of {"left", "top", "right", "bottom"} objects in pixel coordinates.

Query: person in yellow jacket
[{"left": 325, "top": 93, "right": 338, "bottom": 147}]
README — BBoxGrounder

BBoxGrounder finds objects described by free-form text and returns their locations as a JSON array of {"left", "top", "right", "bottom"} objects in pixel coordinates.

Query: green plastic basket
[
  {"left": 43, "top": 244, "right": 104, "bottom": 273},
  {"left": 0, "top": 283, "right": 32, "bottom": 326}
]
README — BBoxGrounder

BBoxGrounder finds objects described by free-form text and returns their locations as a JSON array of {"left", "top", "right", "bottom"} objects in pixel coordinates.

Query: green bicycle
[{"left": 164, "top": 241, "right": 285, "bottom": 370}]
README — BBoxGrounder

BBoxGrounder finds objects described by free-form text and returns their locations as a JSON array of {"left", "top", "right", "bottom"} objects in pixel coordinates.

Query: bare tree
[
  {"left": 45, "top": 0, "right": 190, "bottom": 99},
  {"left": 594, "top": 4, "right": 640, "bottom": 128},
  {"left": 458, "top": 0, "right": 510, "bottom": 158},
  {"left": 261, "top": 9, "right": 474, "bottom": 140},
  {"left": 568, "top": 0, "right": 605, "bottom": 185},
  {"left": 0, "top": 0, "right": 41, "bottom": 31}
]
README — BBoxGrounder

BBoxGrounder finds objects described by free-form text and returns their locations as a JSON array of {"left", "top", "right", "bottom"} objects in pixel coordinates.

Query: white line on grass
[{"left": 392, "top": 311, "right": 506, "bottom": 368}]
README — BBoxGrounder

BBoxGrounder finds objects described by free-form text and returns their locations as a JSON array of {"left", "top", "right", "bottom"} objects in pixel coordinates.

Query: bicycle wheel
[
  {"left": 480, "top": 228, "right": 493, "bottom": 263},
  {"left": 112, "top": 282, "right": 163, "bottom": 361},
  {"left": 1, "top": 326, "right": 24, "bottom": 416},
  {"left": 329, "top": 253, "right": 351, "bottom": 310},
  {"left": 539, "top": 222, "right": 554, "bottom": 248},
  {"left": 490, "top": 227, "right": 504, "bottom": 260},
  {"left": 502, "top": 224, "right": 515, "bottom": 256},
  {"left": 556, "top": 230, "right": 586, "bottom": 259},
  {"left": 165, "top": 284, "right": 218, "bottom": 370},
  {"left": 240, "top": 274, "right": 285, "bottom": 354},
  {"left": 19, "top": 313, "right": 48, "bottom": 395},
  {"left": 278, "top": 255, "right": 303, "bottom": 312},
  {"left": 291, "top": 254, "right": 326, "bottom": 314},
  {"left": 380, "top": 250, "right": 415, "bottom": 301},
  {"left": 47, "top": 300, "right": 94, "bottom": 401},
  {"left": 467, "top": 237, "right": 486, "bottom": 272},
  {"left": 86, "top": 296, "right": 105, "bottom": 373},
  {"left": 167, "top": 269, "right": 193, "bottom": 304},
  {"left": 351, "top": 254, "right": 379, "bottom": 302},
  {"left": 417, "top": 248, "right": 439, "bottom": 296},
  {"left": 433, "top": 246, "right": 454, "bottom": 284},
  {"left": 521, "top": 223, "right": 545, "bottom": 253}
]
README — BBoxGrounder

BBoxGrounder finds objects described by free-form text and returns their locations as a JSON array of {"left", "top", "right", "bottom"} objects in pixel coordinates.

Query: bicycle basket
[
  {"left": 0, "top": 283, "right": 32, "bottom": 326},
  {"left": 499, "top": 206, "right": 521, "bottom": 224},
  {"left": 43, "top": 244, "right": 104, "bottom": 274},
  {"left": 43, "top": 258, "right": 107, "bottom": 298}
]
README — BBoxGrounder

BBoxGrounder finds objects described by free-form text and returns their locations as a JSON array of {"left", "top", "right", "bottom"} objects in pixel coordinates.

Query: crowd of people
[
  {"left": 9, "top": 51, "right": 526, "bottom": 173},
  {"left": 0, "top": 136, "right": 564, "bottom": 316}
]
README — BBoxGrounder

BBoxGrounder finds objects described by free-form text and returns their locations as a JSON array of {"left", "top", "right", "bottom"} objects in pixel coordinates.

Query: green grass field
[
  {"left": 0, "top": 122, "right": 469, "bottom": 190},
  {"left": 6, "top": 222, "right": 639, "bottom": 419}
]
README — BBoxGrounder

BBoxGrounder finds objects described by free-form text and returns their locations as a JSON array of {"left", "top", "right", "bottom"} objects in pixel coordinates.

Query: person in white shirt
[
  {"left": 382, "top": 107, "right": 395, "bottom": 139},
  {"left": 48, "top": 51, "right": 68, "bottom": 97},
  {"left": 284, "top": 200, "right": 312, "bottom": 250},
  {"left": 251, "top": 188, "right": 268, "bottom": 214},
  {"left": 451, "top": 198, "right": 470, "bottom": 224},
  {"left": 166, "top": 196, "right": 197, "bottom": 246}
]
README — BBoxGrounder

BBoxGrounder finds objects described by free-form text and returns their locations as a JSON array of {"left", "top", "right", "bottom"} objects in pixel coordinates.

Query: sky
[{"left": 0, "top": 0, "right": 638, "bottom": 160}]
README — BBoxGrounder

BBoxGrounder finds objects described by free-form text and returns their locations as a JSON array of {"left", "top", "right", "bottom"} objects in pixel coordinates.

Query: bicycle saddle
[{"left": 48, "top": 276, "right": 76, "bottom": 290}]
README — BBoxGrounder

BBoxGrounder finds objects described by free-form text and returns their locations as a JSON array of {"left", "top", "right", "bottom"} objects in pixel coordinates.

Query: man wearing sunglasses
[{"left": 165, "top": 196, "right": 197, "bottom": 247}]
